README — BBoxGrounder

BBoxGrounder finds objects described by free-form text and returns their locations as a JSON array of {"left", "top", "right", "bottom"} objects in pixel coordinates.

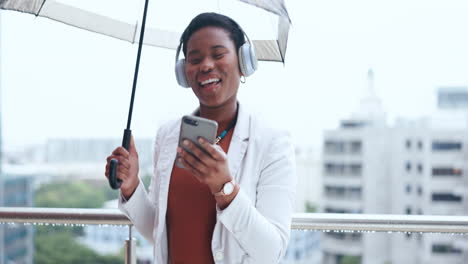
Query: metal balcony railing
[{"left": 2, "top": 208, "right": 468, "bottom": 262}]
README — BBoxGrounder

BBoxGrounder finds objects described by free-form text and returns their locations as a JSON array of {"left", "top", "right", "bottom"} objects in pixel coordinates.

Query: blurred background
[{"left": 2, "top": 0, "right": 468, "bottom": 263}]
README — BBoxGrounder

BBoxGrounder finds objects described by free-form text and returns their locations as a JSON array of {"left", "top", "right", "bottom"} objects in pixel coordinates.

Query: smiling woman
[
  {"left": 185, "top": 26, "right": 242, "bottom": 110},
  {"left": 105, "top": 12, "right": 297, "bottom": 264}
]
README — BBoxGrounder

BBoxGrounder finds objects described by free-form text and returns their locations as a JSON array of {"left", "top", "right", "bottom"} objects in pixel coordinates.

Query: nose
[{"left": 200, "top": 57, "right": 214, "bottom": 73}]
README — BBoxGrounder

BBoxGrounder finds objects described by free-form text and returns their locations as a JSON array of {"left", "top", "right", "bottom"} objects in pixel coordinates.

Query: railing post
[{"left": 125, "top": 225, "right": 136, "bottom": 264}]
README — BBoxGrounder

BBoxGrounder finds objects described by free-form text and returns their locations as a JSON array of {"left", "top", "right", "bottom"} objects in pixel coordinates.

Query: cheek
[{"left": 185, "top": 66, "right": 197, "bottom": 84}]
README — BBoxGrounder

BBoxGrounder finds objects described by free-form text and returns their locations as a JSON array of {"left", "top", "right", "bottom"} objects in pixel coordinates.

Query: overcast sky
[{"left": 1, "top": 0, "right": 468, "bottom": 150}]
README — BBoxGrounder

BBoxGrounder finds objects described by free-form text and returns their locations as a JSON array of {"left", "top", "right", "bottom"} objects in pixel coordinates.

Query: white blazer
[{"left": 119, "top": 103, "right": 297, "bottom": 264}]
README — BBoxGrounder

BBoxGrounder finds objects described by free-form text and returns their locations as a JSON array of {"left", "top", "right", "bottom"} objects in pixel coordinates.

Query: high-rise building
[
  {"left": 437, "top": 87, "right": 468, "bottom": 110},
  {"left": 321, "top": 73, "right": 468, "bottom": 264},
  {"left": 321, "top": 70, "right": 391, "bottom": 264},
  {"left": 1, "top": 174, "right": 35, "bottom": 264}
]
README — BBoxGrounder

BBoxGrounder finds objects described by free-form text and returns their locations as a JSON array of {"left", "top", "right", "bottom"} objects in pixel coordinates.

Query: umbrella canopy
[{"left": 0, "top": 0, "right": 291, "bottom": 62}]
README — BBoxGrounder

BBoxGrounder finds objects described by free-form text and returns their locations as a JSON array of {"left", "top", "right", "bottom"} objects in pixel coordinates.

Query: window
[
  {"left": 432, "top": 141, "right": 462, "bottom": 151},
  {"left": 325, "top": 185, "right": 362, "bottom": 199},
  {"left": 417, "top": 141, "right": 423, "bottom": 150},
  {"left": 432, "top": 167, "right": 462, "bottom": 176},
  {"left": 324, "top": 163, "right": 344, "bottom": 175},
  {"left": 417, "top": 164, "right": 423, "bottom": 174},
  {"left": 417, "top": 186, "right": 423, "bottom": 196},
  {"left": 405, "top": 139, "right": 411, "bottom": 149},
  {"left": 432, "top": 244, "right": 462, "bottom": 254},
  {"left": 324, "top": 163, "right": 362, "bottom": 176},
  {"left": 349, "top": 164, "right": 362, "bottom": 176},
  {"left": 405, "top": 184, "right": 412, "bottom": 194},
  {"left": 405, "top": 162, "right": 411, "bottom": 172},
  {"left": 324, "top": 140, "right": 345, "bottom": 154},
  {"left": 432, "top": 193, "right": 462, "bottom": 202},
  {"left": 324, "top": 140, "right": 362, "bottom": 154},
  {"left": 405, "top": 207, "right": 412, "bottom": 215},
  {"left": 350, "top": 141, "right": 362, "bottom": 153}
]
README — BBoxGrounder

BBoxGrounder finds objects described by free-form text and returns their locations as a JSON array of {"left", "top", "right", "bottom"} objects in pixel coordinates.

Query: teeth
[{"left": 200, "top": 78, "right": 220, "bottom": 85}]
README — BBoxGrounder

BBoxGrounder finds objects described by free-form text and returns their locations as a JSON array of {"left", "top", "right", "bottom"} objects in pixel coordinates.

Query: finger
[
  {"left": 197, "top": 137, "right": 225, "bottom": 160},
  {"left": 177, "top": 157, "right": 203, "bottom": 181},
  {"left": 177, "top": 146, "right": 205, "bottom": 173},
  {"left": 112, "top": 147, "right": 129, "bottom": 158},
  {"left": 105, "top": 164, "right": 109, "bottom": 178},
  {"left": 106, "top": 155, "right": 131, "bottom": 170},
  {"left": 129, "top": 135, "right": 138, "bottom": 155},
  {"left": 117, "top": 167, "right": 130, "bottom": 180},
  {"left": 178, "top": 146, "right": 206, "bottom": 173},
  {"left": 181, "top": 140, "right": 213, "bottom": 167}
]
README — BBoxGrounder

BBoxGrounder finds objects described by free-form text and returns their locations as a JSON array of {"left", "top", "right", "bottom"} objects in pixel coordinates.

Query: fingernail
[
  {"left": 177, "top": 147, "right": 182, "bottom": 153},
  {"left": 198, "top": 137, "right": 204, "bottom": 144},
  {"left": 183, "top": 140, "right": 189, "bottom": 146}
]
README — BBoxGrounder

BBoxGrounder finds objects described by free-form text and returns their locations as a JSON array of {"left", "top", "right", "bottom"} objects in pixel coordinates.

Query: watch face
[{"left": 223, "top": 182, "right": 235, "bottom": 195}]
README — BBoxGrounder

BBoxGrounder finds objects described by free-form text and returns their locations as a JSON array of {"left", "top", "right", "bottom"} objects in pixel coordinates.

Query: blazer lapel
[
  {"left": 227, "top": 103, "right": 250, "bottom": 181},
  {"left": 159, "top": 121, "right": 180, "bottom": 191}
]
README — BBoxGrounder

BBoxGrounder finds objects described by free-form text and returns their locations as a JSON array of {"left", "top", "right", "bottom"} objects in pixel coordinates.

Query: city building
[
  {"left": 45, "top": 138, "right": 154, "bottom": 171},
  {"left": 321, "top": 70, "right": 391, "bottom": 264},
  {"left": 1, "top": 12, "right": 35, "bottom": 261},
  {"left": 1, "top": 174, "right": 35, "bottom": 264},
  {"left": 321, "top": 74, "right": 468, "bottom": 264}
]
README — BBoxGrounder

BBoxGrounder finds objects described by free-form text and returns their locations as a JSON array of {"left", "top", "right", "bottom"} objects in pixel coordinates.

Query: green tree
[
  {"left": 305, "top": 201, "right": 317, "bottom": 213},
  {"left": 34, "top": 180, "right": 125, "bottom": 263},
  {"left": 341, "top": 255, "right": 361, "bottom": 264},
  {"left": 35, "top": 226, "right": 123, "bottom": 264},
  {"left": 35, "top": 181, "right": 107, "bottom": 208}
]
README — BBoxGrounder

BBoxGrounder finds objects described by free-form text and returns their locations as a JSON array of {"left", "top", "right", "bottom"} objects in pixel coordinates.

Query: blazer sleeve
[
  {"left": 118, "top": 127, "right": 165, "bottom": 245},
  {"left": 217, "top": 130, "right": 297, "bottom": 263}
]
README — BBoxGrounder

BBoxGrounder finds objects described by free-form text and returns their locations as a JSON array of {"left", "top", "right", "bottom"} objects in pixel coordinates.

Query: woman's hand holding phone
[{"left": 176, "top": 137, "right": 232, "bottom": 195}]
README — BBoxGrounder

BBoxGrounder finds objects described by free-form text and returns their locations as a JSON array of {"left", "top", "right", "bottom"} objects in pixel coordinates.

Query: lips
[
  {"left": 199, "top": 78, "right": 221, "bottom": 87},
  {"left": 198, "top": 77, "right": 222, "bottom": 92}
]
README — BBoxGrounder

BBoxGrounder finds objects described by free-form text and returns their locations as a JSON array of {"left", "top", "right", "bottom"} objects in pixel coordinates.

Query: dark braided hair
[{"left": 180, "top": 12, "right": 245, "bottom": 57}]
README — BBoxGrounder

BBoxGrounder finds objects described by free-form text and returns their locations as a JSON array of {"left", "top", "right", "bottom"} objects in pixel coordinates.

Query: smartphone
[{"left": 175, "top": 115, "right": 218, "bottom": 168}]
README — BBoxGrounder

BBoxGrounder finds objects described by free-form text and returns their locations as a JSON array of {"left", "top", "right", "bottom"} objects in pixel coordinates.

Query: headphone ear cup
[
  {"left": 238, "top": 43, "right": 258, "bottom": 77},
  {"left": 175, "top": 59, "right": 190, "bottom": 88}
]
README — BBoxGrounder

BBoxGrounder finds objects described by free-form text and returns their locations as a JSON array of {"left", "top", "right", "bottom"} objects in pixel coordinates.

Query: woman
[{"left": 105, "top": 12, "right": 296, "bottom": 264}]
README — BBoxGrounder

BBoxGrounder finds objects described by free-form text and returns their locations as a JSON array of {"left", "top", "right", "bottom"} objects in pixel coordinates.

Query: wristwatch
[{"left": 213, "top": 179, "right": 236, "bottom": 197}]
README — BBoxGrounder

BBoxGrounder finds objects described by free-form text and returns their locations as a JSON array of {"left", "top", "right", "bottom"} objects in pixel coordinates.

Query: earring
[{"left": 240, "top": 76, "right": 246, "bottom": 84}]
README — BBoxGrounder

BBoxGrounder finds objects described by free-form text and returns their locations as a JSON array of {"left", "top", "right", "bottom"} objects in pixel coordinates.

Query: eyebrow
[{"left": 187, "top": 45, "right": 228, "bottom": 57}]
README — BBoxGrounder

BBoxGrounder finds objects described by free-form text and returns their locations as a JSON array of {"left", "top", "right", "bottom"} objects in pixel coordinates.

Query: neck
[{"left": 198, "top": 100, "right": 238, "bottom": 128}]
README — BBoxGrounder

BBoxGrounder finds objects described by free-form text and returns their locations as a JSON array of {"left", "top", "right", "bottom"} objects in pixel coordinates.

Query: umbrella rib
[{"left": 36, "top": 0, "right": 47, "bottom": 16}]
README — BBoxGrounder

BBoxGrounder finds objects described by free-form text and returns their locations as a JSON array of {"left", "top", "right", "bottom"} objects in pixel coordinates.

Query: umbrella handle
[{"left": 109, "top": 129, "right": 132, "bottom": 189}]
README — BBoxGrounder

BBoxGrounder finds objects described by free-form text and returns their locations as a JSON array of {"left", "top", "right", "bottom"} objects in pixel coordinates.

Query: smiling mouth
[{"left": 199, "top": 78, "right": 221, "bottom": 87}]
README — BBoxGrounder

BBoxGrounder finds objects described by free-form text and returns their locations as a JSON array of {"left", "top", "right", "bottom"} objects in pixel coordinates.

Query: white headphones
[{"left": 175, "top": 29, "right": 258, "bottom": 88}]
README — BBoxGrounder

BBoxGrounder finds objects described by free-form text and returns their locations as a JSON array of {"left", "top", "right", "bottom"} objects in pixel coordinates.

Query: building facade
[
  {"left": 1, "top": 174, "right": 35, "bottom": 264},
  {"left": 321, "top": 81, "right": 468, "bottom": 264}
]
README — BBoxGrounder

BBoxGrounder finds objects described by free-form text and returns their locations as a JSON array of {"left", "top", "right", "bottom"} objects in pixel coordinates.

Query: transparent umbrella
[
  {"left": 0, "top": 0, "right": 291, "bottom": 61},
  {"left": 0, "top": 0, "right": 292, "bottom": 189}
]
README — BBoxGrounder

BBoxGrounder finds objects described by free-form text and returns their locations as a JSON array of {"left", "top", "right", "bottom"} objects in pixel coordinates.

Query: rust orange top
[{"left": 166, "top": 128, "right": 234, "bottom": 264}]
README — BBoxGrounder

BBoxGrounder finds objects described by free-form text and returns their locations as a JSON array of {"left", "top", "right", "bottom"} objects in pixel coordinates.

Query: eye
[
  {"left": 188, "top": 58, "right": 202, "bottom": 65},
  {"left": 213, "top": 53, "right": 225, "bottom": 59}
]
